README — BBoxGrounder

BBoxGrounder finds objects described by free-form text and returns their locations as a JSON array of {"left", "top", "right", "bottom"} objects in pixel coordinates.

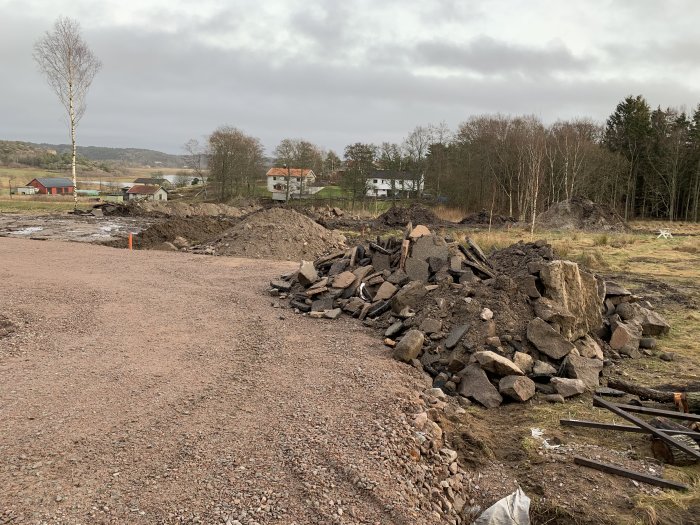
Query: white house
[
  {"left": 125, "top": 185, "right": 168, "bottom": 201},
  {"left": 365, "top": 171, "right": 424, "bottom": 198},
  {"left": 266, "top": 168, "right": 321, "bottom": 200}
]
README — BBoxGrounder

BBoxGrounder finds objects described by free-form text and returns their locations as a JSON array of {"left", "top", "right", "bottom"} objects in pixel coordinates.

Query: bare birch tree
[{"left": 34, "top": 17, "right": 101, "bottom": 208}]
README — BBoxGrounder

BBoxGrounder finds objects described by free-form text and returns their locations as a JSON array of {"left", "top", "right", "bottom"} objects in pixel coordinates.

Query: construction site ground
[{"left": 1, "top": 213, "right": 699, "bottom": 524}]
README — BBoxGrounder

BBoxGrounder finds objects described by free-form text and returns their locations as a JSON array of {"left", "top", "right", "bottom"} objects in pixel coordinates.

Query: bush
[{"left": 593, "top": 234, "right": 609, "bottom": 246}]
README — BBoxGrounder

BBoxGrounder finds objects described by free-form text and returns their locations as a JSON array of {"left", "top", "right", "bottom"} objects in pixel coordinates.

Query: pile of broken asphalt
[{"left": 270, "top": 224, "right": 671, "bottom": 409}]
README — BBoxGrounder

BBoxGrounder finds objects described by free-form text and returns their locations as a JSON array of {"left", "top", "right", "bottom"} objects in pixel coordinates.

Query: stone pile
[{"left": 270, "top": 225, "right": 671, "bottom": 408}]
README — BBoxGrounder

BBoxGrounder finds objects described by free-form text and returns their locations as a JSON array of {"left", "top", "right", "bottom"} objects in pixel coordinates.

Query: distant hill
[
  {"left": 38, "top": 143, "right": 186, "bottom": 168},
  {"left": 0, "top": 140, "right": 185, "bottom": 168}
]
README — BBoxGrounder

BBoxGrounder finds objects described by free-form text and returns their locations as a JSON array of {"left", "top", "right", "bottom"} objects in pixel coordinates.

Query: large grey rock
[
  {"left": 575, "top": 334, "right": 604, "bottom": 360},
  {"left": 605, "top": 281, "right": 632, "bottom": 297},
  {"left": 532, "top": 360, "right": 558, "bottom": 376},
  {"left": 551, "top": 377, "right": 586, "bottom": 398},
  {"left": 419, "top": 317, "right": 442, "bottom": 334},
  {"left": 616, "top": 303, "right": 670, "bottom": 336},
  {"left": 385, "top": 321, "right": 404, "bottom": 338},
  {"left": 371, "top": 252, "right": 391, "bottom": 271},
  {"left": 297, "top": 260, "right": 319, "bottom": 287},
  {"left": 519, "top": 275, "right": 541, "bottom": 299},
  {"left": 332, "top": 271, "right": 357, "bottom": 289},
  {"left": 609, "top": 321, "right": 642, "bottom": 358},
  {"left": 387, "top": 269, "right": 410, "bottom": 286},
  {"left": 513, "top": 352, "right": 534, "bottom": 374},
  {"left": 499, "top": 375, "right": 536, "bottom": 402},
  {"left": 457, "top": 365, "right": 503, "bottom": 408},
  {"left": 564, "top": 354, "right": 603, "bottom": 390},
  {"left": 409, "top": 225, "right": 432, "bottom": 240},
  {"left": 445, "top": 323, "right": 469, "bottom": 349},
  {"left": 411, "top": 235, "right": 449, "bottom": 262},
  {"left": 527, "top": 317, "right": 576, "bottom": 359},
  {"left": 539, "top": 260, "right": 604, "bottom": 341},
  {"left": 311, "top": 297, "right": 333, "bottom": 312},
  {"left": 374, "top": 281, "right": 398, "bottom": 301},
  {"left": 404, "top": 258, "right": 430, "bottom": 282},
  {"left": 390, "top": 280, "right": 428, "bottom": 313},
  {"left": 473, "top": 351, "right": 524, "bottom": 377},
  {"left": 392, "top": 330, "right": 425, "bottom": 362}
]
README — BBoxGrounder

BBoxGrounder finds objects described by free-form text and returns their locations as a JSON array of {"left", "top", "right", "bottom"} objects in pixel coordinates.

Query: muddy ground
[{"left": 0, "top": 213, "right": 154, "bottom": 243}]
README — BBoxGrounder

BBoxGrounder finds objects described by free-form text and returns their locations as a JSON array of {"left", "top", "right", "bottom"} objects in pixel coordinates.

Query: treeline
[{"left": 195, "top": 95, "right": 700, "bottom": 221}]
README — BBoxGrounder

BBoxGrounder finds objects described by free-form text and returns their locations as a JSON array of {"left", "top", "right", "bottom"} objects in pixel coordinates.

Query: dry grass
[{"left": 433, "top": 205, "right": 465, "bottom": 223}]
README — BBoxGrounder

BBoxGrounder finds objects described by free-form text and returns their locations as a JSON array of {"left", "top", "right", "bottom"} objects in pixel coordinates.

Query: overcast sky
[{"left": 1, "top": 0, "right": 699, "bottom": 154}]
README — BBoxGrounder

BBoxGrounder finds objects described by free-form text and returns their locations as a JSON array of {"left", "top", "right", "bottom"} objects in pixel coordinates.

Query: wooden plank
[
  {"left": 607, "top": 402, "right": 700, "bottom": 423},
  {"left": 593, "top": 397, "right": 700, "bottom": 460},
  {"left": 560, "top": 419, "right": 700, "bottom": 439},
  {"left": 573, "top": 456, "right": 688, "bottom": 491}
]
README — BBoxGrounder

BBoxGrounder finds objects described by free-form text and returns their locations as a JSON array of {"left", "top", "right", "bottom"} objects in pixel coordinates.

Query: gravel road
[{"left": 0, "top": 238, "right": 449, "bottom": 524}]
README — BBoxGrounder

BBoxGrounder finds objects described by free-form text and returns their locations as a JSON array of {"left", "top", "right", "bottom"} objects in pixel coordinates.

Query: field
[{"left": 0, "top": 202, "right": 699, "bottom": 524}]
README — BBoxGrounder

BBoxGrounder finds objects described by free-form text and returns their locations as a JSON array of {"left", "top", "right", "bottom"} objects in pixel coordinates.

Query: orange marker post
[{"left": 128, "top": 233, "right": 133, "bottom": 251}]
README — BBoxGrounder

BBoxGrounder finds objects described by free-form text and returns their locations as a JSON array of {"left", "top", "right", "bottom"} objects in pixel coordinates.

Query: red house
[{"left": 27, "top": 178, "right": 74, "bottom": 195}]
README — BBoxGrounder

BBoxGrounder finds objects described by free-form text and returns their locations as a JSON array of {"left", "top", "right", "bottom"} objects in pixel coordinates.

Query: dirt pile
[
  {"left": 271, "top": 225, "right": 670, "bottom": 409},
  {"left": 192, "top": 207, "right": 347, "bottom": 260},
  {"left": 135, "top": 217, "right": 237, "bottom": 250},
  {"left": 376, "top": 204, "right": 442, "bottom": 227},
  {"left": 97, "top": 201, "right": 255, "bottom": 219},
  {"left": 459, "top": 210, "right": 517, "bottom": 227},
  {"left": 536, "top": 196, "right": 628, "bottom": 232}
]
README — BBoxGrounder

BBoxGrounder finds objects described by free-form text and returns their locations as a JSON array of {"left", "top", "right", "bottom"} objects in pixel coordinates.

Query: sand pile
[
  {"left": 134, "top": 217, "right": 236, "bottom": 249},
  {"left": 536, "top": 197, "right": 628, "bottom": 232},
  {"left": 193, "top": 207, "right": 347, "bottom": 260},
  {"left": 376, "top": 204, "right": 442, "bottom": 227}
]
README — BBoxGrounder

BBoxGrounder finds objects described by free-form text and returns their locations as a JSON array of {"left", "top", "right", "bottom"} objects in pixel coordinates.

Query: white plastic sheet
[{"left": 474, "top": 487, "right": 530, "bottom": 525}]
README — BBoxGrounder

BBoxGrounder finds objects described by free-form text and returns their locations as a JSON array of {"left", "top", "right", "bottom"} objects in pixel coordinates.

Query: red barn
[{"left": 27, "top": 178, "right": 74, "bottom": 195}]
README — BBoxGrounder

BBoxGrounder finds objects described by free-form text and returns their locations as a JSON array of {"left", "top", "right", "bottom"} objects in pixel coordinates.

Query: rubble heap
[
  {"left": 270, "top": 225, "right": 670, "bottom": 408},
  {"left": 536, "top": 196, "right": 628, "bottom": 232}
]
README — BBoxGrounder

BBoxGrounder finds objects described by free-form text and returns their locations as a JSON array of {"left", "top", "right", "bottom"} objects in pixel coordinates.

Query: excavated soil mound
[
  {"left": 137, "top": 217, "right": 236, "bottom": 249},
  {"left": 197, "top": 207, "right": 347, "bottom": 260},
  {"left": 99, "top": 201, "right": 255, "bottom": 219},
  {"left": 460, "top": 210, "right": 517, "bottom": 227},
  {"left": 376, "top": 204, "right": 441, "bottom": 227},
  {"left": 536, "top": 196, "right": 628, "bottom": 232}
]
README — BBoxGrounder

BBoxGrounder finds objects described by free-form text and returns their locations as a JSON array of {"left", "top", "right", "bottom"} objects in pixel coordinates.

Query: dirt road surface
[{"left": 0, "top": 238, "right": 438, "bottom": 524}]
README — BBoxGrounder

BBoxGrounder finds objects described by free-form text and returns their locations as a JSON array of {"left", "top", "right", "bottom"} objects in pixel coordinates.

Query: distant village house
[
  {"left": 27, "top": 177, "right": 74, "bottom": 195},
  {"left": 265, "top": 168, "right": 316, "bottom": 193},
  {"left": 365, "top": 171, "right": 424, "bottom": 198},
  {"left": 125, "top": 185, "right": 168, "bottom": 202}
]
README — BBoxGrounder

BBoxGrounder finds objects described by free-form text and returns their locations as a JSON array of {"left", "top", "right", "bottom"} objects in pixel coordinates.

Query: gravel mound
[
  {"left": 536, "top": 196, "right": 628, "bottom": 232},
  {"left": 376, "top": 204, "right": 442, "bottom": 227},
  {"left": 196, "top": 207, "right": 347, "bottom": 260}
]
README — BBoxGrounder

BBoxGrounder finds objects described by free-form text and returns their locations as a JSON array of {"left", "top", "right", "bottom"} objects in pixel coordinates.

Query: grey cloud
[
  {"left": 2, "top": 3, "right": 699, "bottom": 155},
  {"left": 413, "top": 36, "right": 592, "bottom": 75}
]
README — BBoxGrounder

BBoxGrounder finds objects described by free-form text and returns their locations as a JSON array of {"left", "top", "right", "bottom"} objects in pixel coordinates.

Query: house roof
[
  {"left": 32, "top": 177, "right": 73, "bottom": 188},
  {"left": 126, "top": 184, "right": 165, "bottom": 195},
  {"left": 134, "top": 177, "right": 166, "bottom": 185},
  {"left": 368, "top": 171, "right": 418, "bottom": 181},
  {"left": 266, "top": 168, "right": 314, "bottom": 178}
]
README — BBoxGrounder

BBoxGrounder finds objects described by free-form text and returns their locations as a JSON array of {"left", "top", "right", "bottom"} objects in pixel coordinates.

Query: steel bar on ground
[
  {"left": 593, "top": 397, "right": 700, "bottom": 460},
  {"left": 574, "top": 456, "right": 688, "bottom": 491},
  {"left": 607, "top": 402, "right": 700, "bottom": 422},
  {"left": 560, "top": 419, "right": 700, "bottom": 439}
]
